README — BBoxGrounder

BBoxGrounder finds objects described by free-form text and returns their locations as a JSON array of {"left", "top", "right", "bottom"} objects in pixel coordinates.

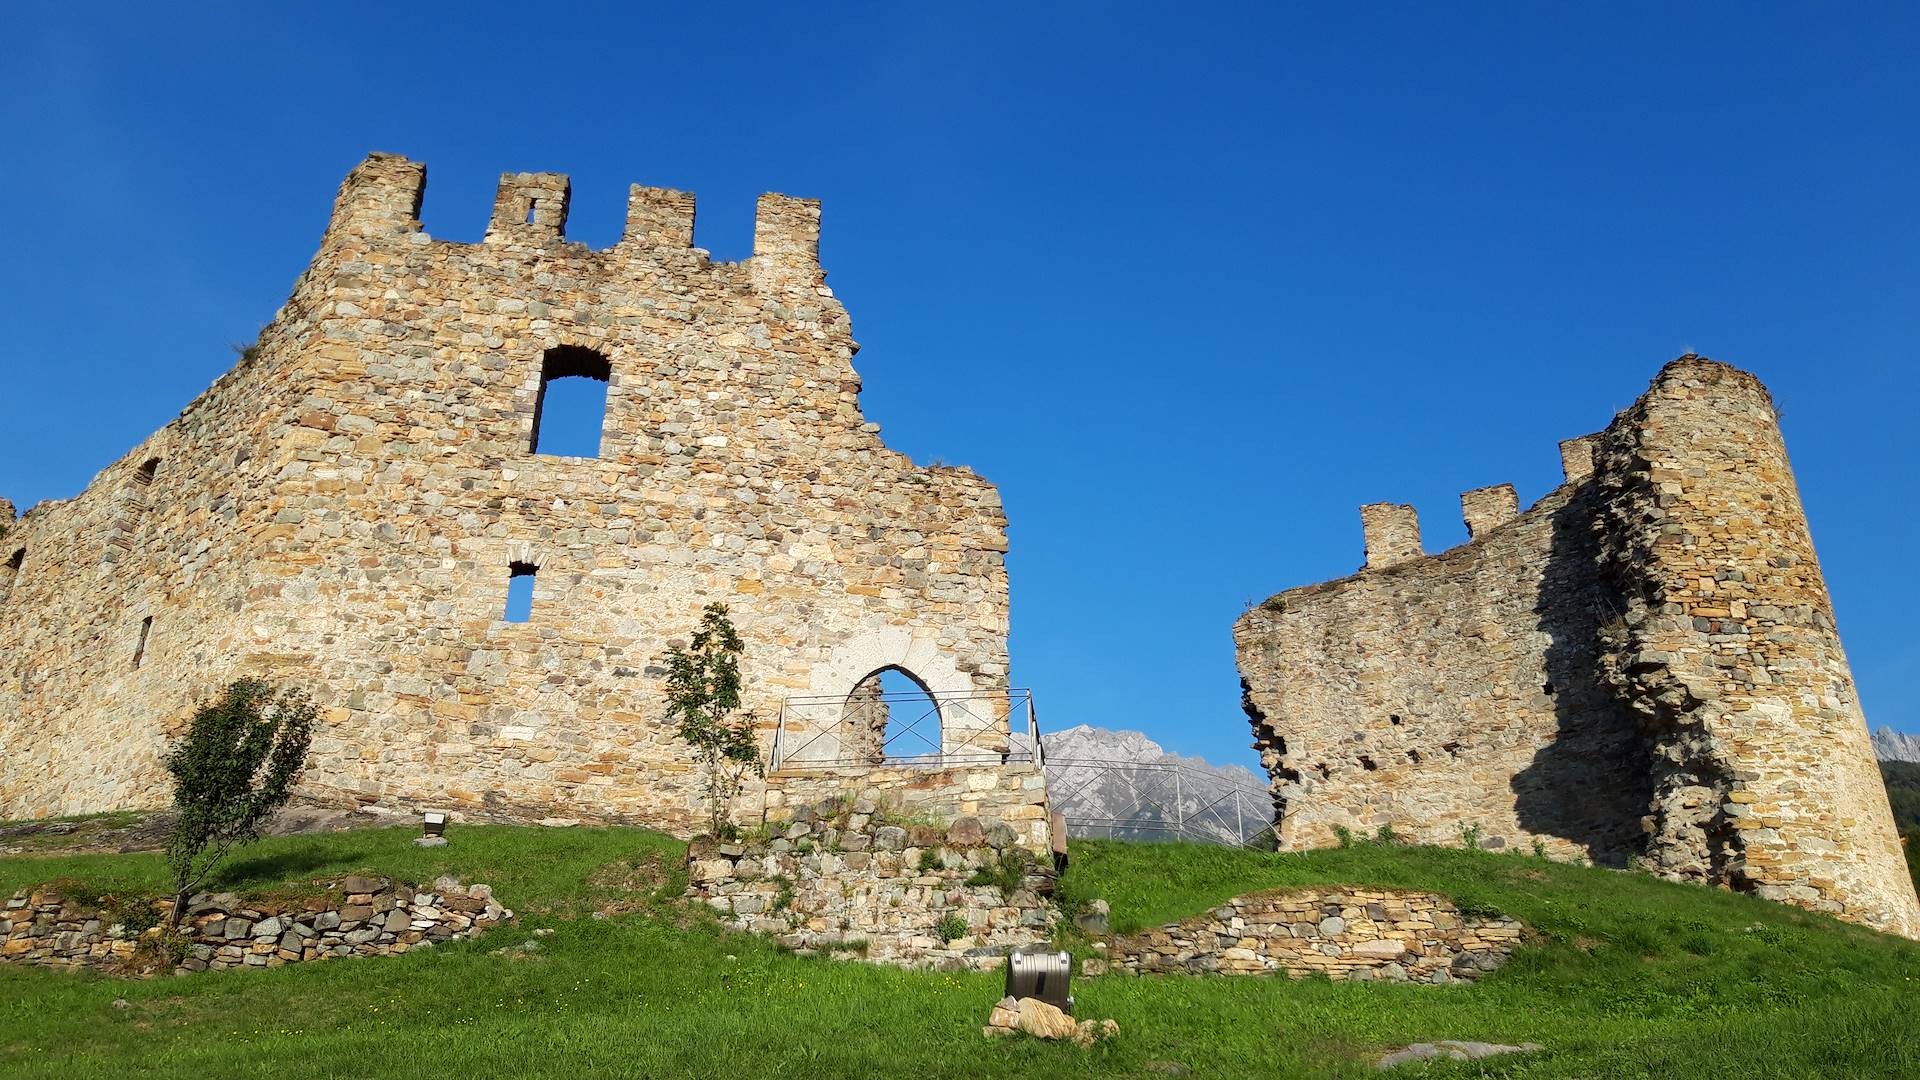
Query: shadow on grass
[{"left": 211, "top": 843, "right": 377, "bottom": 889}]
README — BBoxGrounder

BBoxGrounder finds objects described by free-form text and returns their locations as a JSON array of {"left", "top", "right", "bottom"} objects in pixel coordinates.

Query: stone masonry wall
[
  {"left": 685, "top": 793, "right": 1056, "bottom": 969},
  {"left": 1593, "top": 361, "right": 1918, "bottom": 936},
  {"left": 1236, "top": 356, "right": 1920, "bottom": 938},
  {"left": 2, "top": 875, "right": 509, "bottom": 977},
  {"left": 1098, "top": 888, "right": 1522, "bottom": 983},
  {"left": 763, "top": 762, "right": 1053, "bottom": 855},
  {"left": 1236, "top": 478, "right": 1650, "bottom": 866},
  {"left": 0, "top": 153, "right": 1016, "bottom": 834}
]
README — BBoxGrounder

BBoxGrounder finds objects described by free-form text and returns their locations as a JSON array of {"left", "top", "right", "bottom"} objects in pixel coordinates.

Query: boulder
[
  {"left": 1015, "top": 996, "right": 1079, "bottom": 1040},
  {"left": 1074, "top": 899, "right": 1110, "bottom": 935},
  {"left": 946, "top": 816, "right": 985, "bottom": 847},
  {"left": 1377, "top": 1041, "right": 1542, "bottom": 1069}
]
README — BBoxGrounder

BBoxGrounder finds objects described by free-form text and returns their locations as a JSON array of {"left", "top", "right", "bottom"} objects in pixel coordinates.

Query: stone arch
[
  {"left": 842, "top": 665, "right": 944, "bottom": 763},
  {"left": 804, "top": 627, "right": 975, "bottom": 699},
  {"left": 772, "top": 629, "right": 988, "bottom": 767}
]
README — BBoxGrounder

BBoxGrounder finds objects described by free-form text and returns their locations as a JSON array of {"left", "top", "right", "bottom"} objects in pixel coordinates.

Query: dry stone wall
[
  {"left": 1237, "top": 356, "right": 1920, "bottom": 938},
  {"left": 685, "top": 794, "right": 1057, "bottom": 968},
  {"left": 2, "top": 875, "right": 508, "bottom": 976},
  {"left": 1098, "top": 888, "right": 1522, "bottom": 983},
  {"left": 764, "top": 762, "right": 1053, "bottom": 855},
  {"left": 0, "top": 154, "right": 1016, "bottom": 835}
]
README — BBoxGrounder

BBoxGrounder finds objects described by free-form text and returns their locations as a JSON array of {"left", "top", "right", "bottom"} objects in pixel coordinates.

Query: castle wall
[
  {"left": 0, "top": 154, "right": 1014, "bottom": 835},
  {"left": 1234, "top": 477, "right": 1650, "bottom": 865},
  {"left": 1237, "top": 357, "right": 1920, "bottom": 937},
  {"left": 1595, "top": 361, "right": 1919, "bottom": 936},
  {"left": 0, "top": 325, "right": 327, "bottom": 816}
]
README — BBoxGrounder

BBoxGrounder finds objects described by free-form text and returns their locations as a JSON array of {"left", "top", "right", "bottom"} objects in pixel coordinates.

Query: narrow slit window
[
  {"left": 2, "top": 548, "right": 22, "bottom": 593},
  {"left": 132, "top": 616, "right": 153, "bottom": 668},
  {"left": 504, "top": 562, "right": 537, "bottom": 622},
  {"left": 525, "top": 201, "right": 538, "bottom": 224},
  {"left": 530, "top": 346, "right": 611, "bottom": 458},
  {"left": 135, "top": 457, "right": 160, "bottom": 486}
]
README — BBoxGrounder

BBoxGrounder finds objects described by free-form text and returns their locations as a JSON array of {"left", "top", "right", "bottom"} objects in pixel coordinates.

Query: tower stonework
[
  {"left": 1236, "top": 357, "right": 1920, "bottom": 938},
  {"left": 0, "top": 154, "right": 1017, "bottom": 837}
]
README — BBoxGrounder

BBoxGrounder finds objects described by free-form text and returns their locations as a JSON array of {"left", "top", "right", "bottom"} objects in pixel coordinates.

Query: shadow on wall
[{"left": 1509, "top": 486, "right": 1652, "bottom": 868}]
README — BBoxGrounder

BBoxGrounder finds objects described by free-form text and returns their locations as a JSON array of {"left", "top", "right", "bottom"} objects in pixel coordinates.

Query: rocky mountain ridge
[
  {"left": 1041, "top": 724, "right": 1270, "bottom": 843},
  {"left": 1873, "top": 726, "right": 1920, "bottom": 764}
]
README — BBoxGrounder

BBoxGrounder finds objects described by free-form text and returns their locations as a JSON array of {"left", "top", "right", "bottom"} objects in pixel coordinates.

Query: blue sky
[{"left": 4, "top": 3, "right": 1917, "bottom": 768}]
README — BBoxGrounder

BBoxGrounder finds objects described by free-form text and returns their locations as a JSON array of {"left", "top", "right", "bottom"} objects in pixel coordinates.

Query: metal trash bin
[{"left": 1005, "top": 948, "right": 1073, "bottom": 1015}]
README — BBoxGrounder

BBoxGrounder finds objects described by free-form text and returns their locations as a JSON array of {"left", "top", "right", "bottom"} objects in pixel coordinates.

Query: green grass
[
  {"left": 0, "top": 824, "right": 687, "bottom": 916},
  {"left": 3, "top": 826, "right": 1918, "bottom": 1079}
]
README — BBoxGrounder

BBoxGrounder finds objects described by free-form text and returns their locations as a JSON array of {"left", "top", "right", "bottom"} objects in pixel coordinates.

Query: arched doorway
[{"left": 842, "top": 666, "right": 943, "bottom": 763}]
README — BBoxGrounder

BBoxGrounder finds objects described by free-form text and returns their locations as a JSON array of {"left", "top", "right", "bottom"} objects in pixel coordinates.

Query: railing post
[
  {"left": 1235, "top": 789, "right": 1245, "bottom": 844},
  {"left": 1173, "top": 769, "right": 1184, "bottom": 839},
  {"left": 1029, "top": 694, "right": 1043, "bottom": 767}
]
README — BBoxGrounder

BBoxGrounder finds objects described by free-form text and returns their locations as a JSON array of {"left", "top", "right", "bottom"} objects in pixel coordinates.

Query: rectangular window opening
[
  {"left": 132, "top": 616, "right": 153, "bottom": 668},
  {"left": 504, "top": 563, "right": 537, "bottom": 623},
  {"left": 525, "top": 201, "right": 538, "bottom": 224},
  {"left": 530, "top": 346, "right": 611, "bottom": 458}
]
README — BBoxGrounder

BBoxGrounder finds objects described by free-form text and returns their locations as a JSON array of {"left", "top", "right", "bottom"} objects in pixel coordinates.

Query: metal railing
[
  {"left": 1043, "top": 756, "right": 1279, "bottom": 848},
  {"left": 770, "top": 684, "right": 1276, "bottom": 847},
  {"left": 771, "top": 687, "right": 1042, "bottom": 772}
]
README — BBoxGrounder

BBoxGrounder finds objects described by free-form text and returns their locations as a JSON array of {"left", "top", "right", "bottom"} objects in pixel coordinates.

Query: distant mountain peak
[
  {"left": 1873, "top": 726, "right": 1920, "bottom": 764},
  {"left": 1042, "top": 724, "right": 1269, "bottom": 843}
]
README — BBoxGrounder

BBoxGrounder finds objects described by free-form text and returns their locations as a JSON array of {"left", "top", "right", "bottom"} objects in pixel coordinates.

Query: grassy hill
[{"left": 2, "top": 824, "right": 1917, "bottom": 1079}]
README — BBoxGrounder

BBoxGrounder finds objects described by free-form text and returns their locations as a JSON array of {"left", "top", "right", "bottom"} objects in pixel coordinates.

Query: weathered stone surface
[
  {"left": 1073, "top": 898, "right": 1110, "bottom": 935},
  {"left": 1377, "top": 1041, "right": 1542, "bottom": 1069},
  {"left": 1102, "top": 887, "right": 1520, "bottom": 983},
  {"left": 0, "top": 154, "right": 1015, "bottom": 840},
  {"left": 684, "top": 804, "right": 1054, "bottom": 970},
  {"left": 946, "top": 816, "right": 985, "bottom": 847},
  {"left": 1015, "top": 996, "right": 1078, "bottom": 1041},
  {"left": 1236, "top": 356, "right": 1920, "bottom": 939}
]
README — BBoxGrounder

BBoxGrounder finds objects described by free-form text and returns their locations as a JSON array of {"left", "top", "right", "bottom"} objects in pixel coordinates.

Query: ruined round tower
[{"left": 1236, "top": 356, "right": 1920, "bottom": 938}]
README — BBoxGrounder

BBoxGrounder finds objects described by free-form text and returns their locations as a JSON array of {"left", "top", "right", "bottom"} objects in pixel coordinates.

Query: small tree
[
  {"left": 163, "top": 679, "right": 316, "bottom": 927},
  {"left": 663, "top": 603, "right": 764, "bottom": 838}
]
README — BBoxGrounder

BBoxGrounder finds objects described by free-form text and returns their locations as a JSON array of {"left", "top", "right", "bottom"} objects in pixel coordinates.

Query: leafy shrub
[
  {"left": 164, "top": 679, "right": 315, "bottom": 926},
  {"left": 935, "top": 913, "right": 968, "bottom": 943},
  {"left": 662, "top": 604, "right": 763, "bottom": 839}
]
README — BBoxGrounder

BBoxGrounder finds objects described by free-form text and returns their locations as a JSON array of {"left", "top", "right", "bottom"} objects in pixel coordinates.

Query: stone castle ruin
[
  {"left": 1236, "top": 356, "right": 1920, "bottom": 938},
  {"left": 2, "top": 157, "right": 1913, "bottom": 944},
  {"left": 0, "top": 153, "right": 1048, "bottom": 855}
]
